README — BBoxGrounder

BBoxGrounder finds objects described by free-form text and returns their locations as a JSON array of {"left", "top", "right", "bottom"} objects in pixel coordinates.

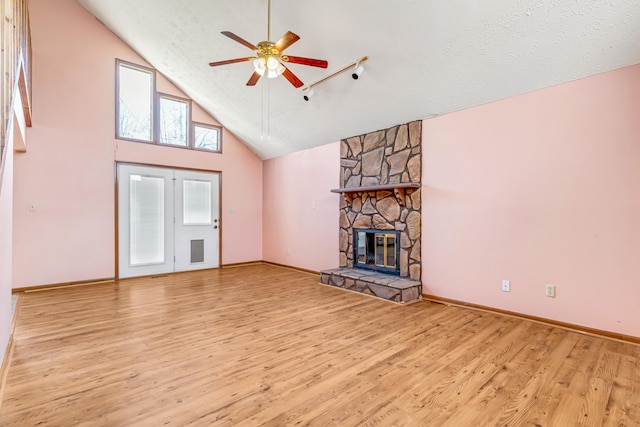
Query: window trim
[
  {"left": 192, "top": 122, "right": 222, "bottom": 153},
  {"left": 156, "top": 92, "right": 192, "bottom": 148},
  {"left": 115, "top": 59, "right": 156, "bottom": 144}
]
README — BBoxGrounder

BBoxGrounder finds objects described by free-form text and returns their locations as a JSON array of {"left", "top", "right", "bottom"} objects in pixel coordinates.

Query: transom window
[
  {"left": 116, "top": 59, "right": 222, "bottom": 153},
  {"left": 193, "top": 123, "right": 221, "bottom": 152}
]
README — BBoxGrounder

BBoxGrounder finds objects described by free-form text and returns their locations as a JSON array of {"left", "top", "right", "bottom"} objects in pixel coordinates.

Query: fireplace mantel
[{"left": 330, "top": 183, "right": 420, "bottom": 206}]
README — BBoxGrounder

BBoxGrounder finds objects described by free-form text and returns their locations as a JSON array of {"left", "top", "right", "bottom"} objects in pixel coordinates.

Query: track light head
[
  {"left": 352, "top": 64, "right": 364, "bottom": 80},
  {"left": 303, "top": 88, "right": 315, "bottom": 101}
]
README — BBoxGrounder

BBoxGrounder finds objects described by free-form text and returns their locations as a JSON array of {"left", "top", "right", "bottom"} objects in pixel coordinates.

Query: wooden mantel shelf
[
  {"left": 331, "top": 183, "right": 420, "bottom": 193},
  {"left": 331, "top": 183, "right": 420, "bottom": 206}
]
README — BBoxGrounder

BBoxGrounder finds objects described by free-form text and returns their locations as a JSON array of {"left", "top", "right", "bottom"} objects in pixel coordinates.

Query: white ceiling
[{"left": 76, "top": 0, "right": 640, "bottom": 159}]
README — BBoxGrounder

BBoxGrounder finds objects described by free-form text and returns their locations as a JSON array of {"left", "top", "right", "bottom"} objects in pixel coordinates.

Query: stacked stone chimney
[{"left": 338, "top": 121, "right": 422, "bottom": 281}]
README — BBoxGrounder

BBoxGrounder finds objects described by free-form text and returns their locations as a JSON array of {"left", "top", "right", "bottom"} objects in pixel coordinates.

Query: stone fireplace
[{"left": 321, "top": 121, "right": 422, "bottom": 304}]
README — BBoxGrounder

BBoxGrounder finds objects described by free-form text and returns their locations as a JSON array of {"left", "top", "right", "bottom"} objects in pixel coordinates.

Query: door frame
[{"left": 114, "top": 161, "right": 223, "bottom": 279}]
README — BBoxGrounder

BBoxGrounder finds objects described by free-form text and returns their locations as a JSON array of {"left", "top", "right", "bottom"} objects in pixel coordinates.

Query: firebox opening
[{"left": 354, "top": 229, "right": 401, "bottom": 275}]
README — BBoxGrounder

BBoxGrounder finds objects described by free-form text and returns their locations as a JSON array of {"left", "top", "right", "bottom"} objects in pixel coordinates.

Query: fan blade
[
  {"left": 283, "top": 55, "right": 328, "bottom": 68},
  {"left": 246, "top": 71, "right": 262, "bottom": 86},
  {"left": 282, "top": 66, "right": 304, "bottom": 88},
  {"left": 209, "top": 57, "right": 254, "bottom": 67},
  {"left": 274, "top": 31, "right": 300, "bottom": 53},
  {"left": 221, "top": 31, "right": 257, "bottom": 50}
]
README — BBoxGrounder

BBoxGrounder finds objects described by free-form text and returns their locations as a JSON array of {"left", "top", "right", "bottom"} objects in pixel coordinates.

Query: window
[
  {"left": 117, "top": 60, "right": 154, "bottom": 141},
  {"left": 194, "top": 123, "right": 221, "bottom": 152},
  {"left": 159, "top": 95, "right": 189, "bottom": 147},
  {"left": 115, "top": 59, "right": 222, "bottom": 153}
]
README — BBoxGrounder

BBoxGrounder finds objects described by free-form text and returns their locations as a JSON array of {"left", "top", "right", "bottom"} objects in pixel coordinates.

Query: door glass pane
[
  {"left": 159, "top": 96, "right": 188, "bottom": 146},
  {"left": 375, "top": 234, "right": 385, "bottom": 266},
  {"left": 183, "top": 179, "right": 212, "bottom": 225},
  {"left": 386, "top": 235, "right": 396, "bottom": 267},
  {"left": 357, "top": 231, "right": 366, "bottom": 264},
  {"left": 130, "top": 175, "right": 164, "bottom": 265},
  {"left": 118, "top": 64, "right": 153, "bottom": 141}
]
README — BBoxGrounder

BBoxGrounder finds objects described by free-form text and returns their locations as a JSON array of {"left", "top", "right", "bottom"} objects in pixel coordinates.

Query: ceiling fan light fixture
[
  {"left": 266, "top": 59, "right": 285, "bottom": 78},
  {"left": 253, "top": 58, "right": 266, "bottom": 75},
  {"left": 266, "top": 56, "right": 279, "bottom": 70},
  {"left": 210, "top": 0, "right": 328, "bottom": 89}
]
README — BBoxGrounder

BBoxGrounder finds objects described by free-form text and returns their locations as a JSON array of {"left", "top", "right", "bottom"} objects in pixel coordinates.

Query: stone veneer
[
  {"left": 321, "top": 121, "right": 422, "bottom": 304},
  {"left": 339, "top": 121, "right": 422, "bottom": 280}
]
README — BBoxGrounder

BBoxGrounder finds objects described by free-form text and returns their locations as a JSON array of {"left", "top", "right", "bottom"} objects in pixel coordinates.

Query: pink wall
[
  {"left": 262, "top": 142, "right": 340, "bottom": 272},
  {"left": 422, "top": 64, "right": 640, "bottom": 337},
  {"left": 12, "top": 0, "right": 262, "bottom": 288},
  {"left": 0, "top": 117, "right": 16, "bottom": 359}
]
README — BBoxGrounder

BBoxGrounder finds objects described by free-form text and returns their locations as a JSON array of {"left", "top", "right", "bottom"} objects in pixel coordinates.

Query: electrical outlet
[
  {"left": 501, "top": 279, "right": 510, "bottom": 292},
  {"left": 545, "top": 284, "right": 556, "bottom": 298}
]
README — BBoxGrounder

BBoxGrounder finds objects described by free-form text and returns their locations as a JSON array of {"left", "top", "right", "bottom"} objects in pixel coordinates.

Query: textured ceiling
[{"left": 76, "top": 0, "right": 640, "bottom": 159}]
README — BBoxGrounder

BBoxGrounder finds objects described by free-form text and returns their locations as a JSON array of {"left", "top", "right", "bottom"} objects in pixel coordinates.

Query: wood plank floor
[{"left": 1, "top": 264, "right": 638, "bottom": 426}]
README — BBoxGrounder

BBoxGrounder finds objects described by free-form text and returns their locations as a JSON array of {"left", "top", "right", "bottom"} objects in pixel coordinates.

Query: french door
[{"left": 117, "top": 163, "right": 220, "bottom": 279}]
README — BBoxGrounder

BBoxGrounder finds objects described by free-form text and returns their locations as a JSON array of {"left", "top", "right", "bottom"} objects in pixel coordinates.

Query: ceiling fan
[{"left": 208, "top": 0, "right": 328, "bottom": 88}]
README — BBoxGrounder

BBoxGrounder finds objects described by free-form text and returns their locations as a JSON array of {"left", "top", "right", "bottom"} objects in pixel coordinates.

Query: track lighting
[
  {"left": 303, "top": 88, "right": 314, "bottom": 101},
  {"left": 301, "top": 56, "right": 368, "bottom": 101},
  {"left": 352, "top": 64, "right": 364, "bottom": 80}
]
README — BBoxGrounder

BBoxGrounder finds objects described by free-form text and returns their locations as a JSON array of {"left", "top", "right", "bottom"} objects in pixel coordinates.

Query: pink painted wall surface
[
  {"left": 12, "top": 0, "right": 262, "bottom": 288},
  {"left": 0, "top": 117, "right": 16, "bottom": 359},
  {"left": 262, "top": 142, "right": 340, "bottom": 272},
  {"left": 422, "top": 64, "right": 640, "bottom": 337}
]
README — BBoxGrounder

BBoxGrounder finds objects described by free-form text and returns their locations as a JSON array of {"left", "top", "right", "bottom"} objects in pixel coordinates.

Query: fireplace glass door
[{"left": 354, "top": 229, "right": 400, "bottom": 275}]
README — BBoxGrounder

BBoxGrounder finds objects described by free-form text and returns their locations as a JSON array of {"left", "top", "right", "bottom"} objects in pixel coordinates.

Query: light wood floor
[{"left": 1, "top": 264, "right": 639, "bottom": 426}]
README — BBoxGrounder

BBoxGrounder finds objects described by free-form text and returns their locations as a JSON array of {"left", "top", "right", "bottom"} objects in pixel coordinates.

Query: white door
[
  {"left": 118, "top": 164, "right": 174, "bottom": 278},
  {"left": 117, "top": 164, "right": 220, "bottom": 279},
  {"left": 174, "top": 170, "right": 220, "bottom": 272}
]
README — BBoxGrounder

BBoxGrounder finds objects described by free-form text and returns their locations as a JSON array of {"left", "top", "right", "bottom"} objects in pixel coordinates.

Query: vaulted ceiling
[{"left": 76, "top": 0, "right": 640, "bottom": 159}]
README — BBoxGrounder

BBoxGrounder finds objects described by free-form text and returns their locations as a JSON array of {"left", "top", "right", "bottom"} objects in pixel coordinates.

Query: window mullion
[{"left": 153, "top": 91, "right": 160, "bottom": 144}]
